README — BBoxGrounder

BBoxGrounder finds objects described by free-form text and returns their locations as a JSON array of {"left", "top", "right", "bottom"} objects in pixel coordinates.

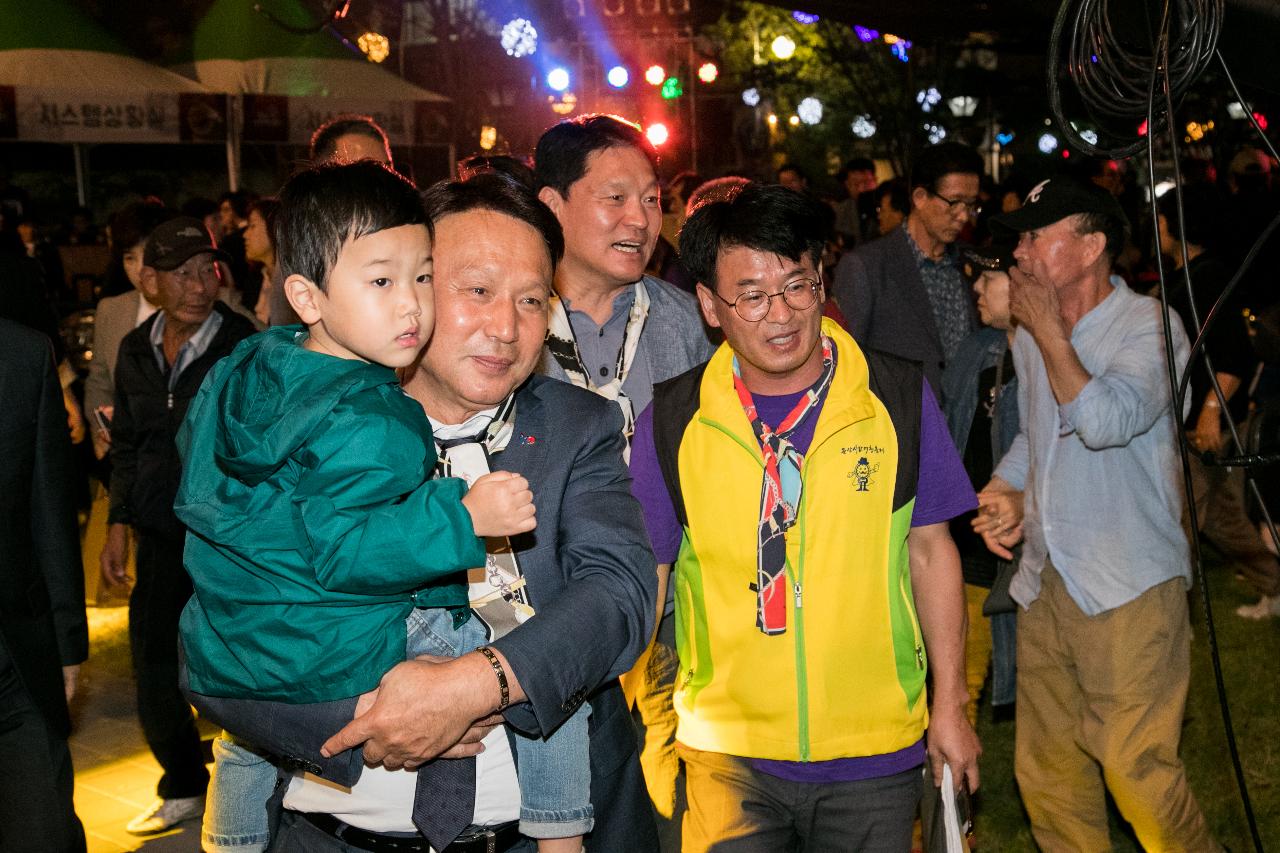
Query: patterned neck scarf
[
  {"left": 733, "top": 336, "right": 836, "bottom": 636},
  {"left": 432, "top": 394, "right": 530, "bottom": 641},
  {"left": 545, "top": 279, "right": 650, "bottom": 458}
]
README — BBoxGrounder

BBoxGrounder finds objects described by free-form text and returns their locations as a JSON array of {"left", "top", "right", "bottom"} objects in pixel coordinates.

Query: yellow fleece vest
[{"left": 668, "top": 321, "right": 929, "bottom": 761}]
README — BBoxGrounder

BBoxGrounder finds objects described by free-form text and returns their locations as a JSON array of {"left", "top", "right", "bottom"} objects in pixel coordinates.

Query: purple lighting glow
[
  {"left": 854, "top": 25, "right": 879, "bottom": 42},
  {"left": 792, "top": 10, "right": 820, "bottom": 24}
]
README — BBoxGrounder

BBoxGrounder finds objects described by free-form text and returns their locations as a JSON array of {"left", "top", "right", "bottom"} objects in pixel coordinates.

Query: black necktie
[
  {"left": 436, "top": 434, "right": 485, "bottom": 451},
  {"left": 412, "top": 755, "right": 477, "bottom": 850}
]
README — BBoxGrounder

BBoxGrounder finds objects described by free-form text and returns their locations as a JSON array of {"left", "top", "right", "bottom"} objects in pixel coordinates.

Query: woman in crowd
[
  {"left": 242, "top": 198, "right": 279, "bottom": 327},
  {"left": 941, "top": 239, "right": 1022, "bottom": 723}
]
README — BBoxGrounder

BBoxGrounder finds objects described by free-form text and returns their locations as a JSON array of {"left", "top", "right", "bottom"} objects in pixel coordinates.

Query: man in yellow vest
[{"left": 628, "top": 182, "right": 981, "bottom": 851}]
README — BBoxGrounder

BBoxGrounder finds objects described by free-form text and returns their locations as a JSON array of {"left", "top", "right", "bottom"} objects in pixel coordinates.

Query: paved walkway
[{"left": 71, "top": 605, "right": 213, "bottom": 853}]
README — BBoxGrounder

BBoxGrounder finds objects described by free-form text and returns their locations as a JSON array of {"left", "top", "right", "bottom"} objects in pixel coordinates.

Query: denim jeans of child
[
  {"left": 202, "top": 607, "right": 593, "bottom": 850},
  {"left": 202, "top": 735, "right": 274, "bottom": 853},
  {"left": 408, "top": 607, "right": 594, "bottom": 839}
]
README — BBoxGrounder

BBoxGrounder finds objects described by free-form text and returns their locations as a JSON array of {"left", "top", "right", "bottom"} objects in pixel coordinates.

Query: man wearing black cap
[
  {"left": 976, "top": 179, "right": 1220, "bottom": 851},
  {"left": 100, "top": 217, "right": 257, "bottom": 836}
]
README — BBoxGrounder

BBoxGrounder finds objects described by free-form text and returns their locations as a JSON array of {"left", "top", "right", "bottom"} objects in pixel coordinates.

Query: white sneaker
[
  {"left": 1235, "top": 595, "right": 1280, "bottom": 620},
  {"left": 125, "top": 796, "right": 205, "bottom": 835}
]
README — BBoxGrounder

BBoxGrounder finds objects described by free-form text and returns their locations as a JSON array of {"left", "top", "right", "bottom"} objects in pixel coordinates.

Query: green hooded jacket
[{"left": 176, "top": 326, "right": 485, "bottom": 702}]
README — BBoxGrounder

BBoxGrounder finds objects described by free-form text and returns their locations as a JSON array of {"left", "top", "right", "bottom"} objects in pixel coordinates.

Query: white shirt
[{"left": 282, "top": 406, "right": 521, "bottom": 836}]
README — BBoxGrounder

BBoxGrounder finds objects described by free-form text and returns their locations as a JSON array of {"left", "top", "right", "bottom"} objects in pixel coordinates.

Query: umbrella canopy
[
  {"left": 183, "top": 0, "right": 446, "bottom": 102},
  {"left": 0, "top": 0, "right": 209, "bottom": 92}
]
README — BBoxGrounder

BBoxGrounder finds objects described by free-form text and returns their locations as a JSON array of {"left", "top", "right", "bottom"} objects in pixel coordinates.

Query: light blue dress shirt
[
  {"left": 994, "top": 277, "right": 1192, "bottom": 616},
  {"left": 149, "top": 309, "right": 224, "bottom": 390}
]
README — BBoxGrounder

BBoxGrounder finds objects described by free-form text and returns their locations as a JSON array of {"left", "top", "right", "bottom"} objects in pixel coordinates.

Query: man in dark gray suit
[
  {"left": 0, "top": 319, "right": 89, "bottom": 853},
  {"left": 188, "top": 175, "right": 658, "bottom": 852},
  {"left": 832, "top": 143, "right": 985, "bottom": 395}
]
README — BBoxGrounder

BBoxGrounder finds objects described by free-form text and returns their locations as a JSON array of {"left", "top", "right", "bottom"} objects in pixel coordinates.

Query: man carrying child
[{"left": 179, "top": 163, "right": 657, "bottom": 852}]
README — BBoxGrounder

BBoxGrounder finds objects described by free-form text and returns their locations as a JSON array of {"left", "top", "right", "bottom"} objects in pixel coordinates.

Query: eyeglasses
[
  {"left": 711, "top": 279, "right": 821, "bottom": 322},
  {"left": 927, "top": 189, "right": 983, "bottom": 217}
]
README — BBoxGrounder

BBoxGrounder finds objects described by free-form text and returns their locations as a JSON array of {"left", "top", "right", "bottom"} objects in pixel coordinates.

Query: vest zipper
[
  {"left": 792, "top": 485, "right": 811, "bottom": 762},
  {"left": 900, "top": 569, "right": 925, "bottom": 670}
]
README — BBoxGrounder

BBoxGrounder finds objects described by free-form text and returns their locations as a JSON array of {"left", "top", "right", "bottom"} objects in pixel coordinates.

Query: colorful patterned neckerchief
[
  {"left": 732, "top": 336, "right": 836, "bottom": 636},
  {"left": 545, "top": 279, "right": 650, "bottom": 459}
]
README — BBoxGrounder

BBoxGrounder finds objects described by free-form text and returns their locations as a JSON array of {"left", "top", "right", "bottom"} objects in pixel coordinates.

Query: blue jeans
[
  {"left": 202, "top": 607, "right": 593, "bottom": 851},
  {"left": 990, "top": 610, "right": 1017, "bottom": 707},
  {"left": 408, "top": 608, "right": 594, "bottom": 839},
  {"left": 202, "top": 735, "right": 274, "bottom": 853}
]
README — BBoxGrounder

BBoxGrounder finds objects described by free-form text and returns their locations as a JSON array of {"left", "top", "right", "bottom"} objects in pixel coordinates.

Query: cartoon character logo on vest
[{"left": 853, "top": 456, "right": 878, "bottom": 491}]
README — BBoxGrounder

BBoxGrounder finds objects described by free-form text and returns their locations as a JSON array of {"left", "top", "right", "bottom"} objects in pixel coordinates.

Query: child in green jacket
[{"left": 175, "top": 162, "right": 569, "bottom": 852}]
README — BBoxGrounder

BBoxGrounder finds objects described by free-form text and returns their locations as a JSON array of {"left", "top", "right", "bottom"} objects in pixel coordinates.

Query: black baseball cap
[
  {"left": 143, "top": 216, "right": 230, "bottom": 271},
  {"left": 991, "top": 177, "right": 1128, "bottom": 234},
  {"left": 960, "top": 237, "right": 1019, "bottom": 283}
]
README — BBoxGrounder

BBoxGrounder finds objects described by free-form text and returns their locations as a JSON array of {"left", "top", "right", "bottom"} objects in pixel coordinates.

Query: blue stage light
[
  {"left": 547, "top": 67, "right": 570, "bottom": 92},
  {"left": 606, "top": 65, "right": 629, "bottom": 88}
]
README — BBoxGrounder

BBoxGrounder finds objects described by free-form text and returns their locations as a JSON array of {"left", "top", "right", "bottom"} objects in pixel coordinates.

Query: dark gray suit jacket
[
  {"left": 832, "top": 226, "right": 946, "bottom": 395},
  {"left": 186, "top": 375, "right": 659, "bottom": 850}
]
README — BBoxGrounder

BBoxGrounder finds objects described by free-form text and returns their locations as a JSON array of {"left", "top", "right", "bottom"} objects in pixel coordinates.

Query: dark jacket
[
  {"left": 108, "top": 303, "right": 257, "bottom": 538},
  {"left": 1168, "top": 252, "right": 1256, "bottom": 426},
  {"left": 832, "top": 225, "right": 951, "bottom": 395},
  {"left": 0, "top": 320, "right": 88, "bottom": 736},
  {"left": 941, "top": 325, "right": 1020, "bottom": 457},
  {"left": 187, "top": 374, "right": 659, "bottom": 851}
]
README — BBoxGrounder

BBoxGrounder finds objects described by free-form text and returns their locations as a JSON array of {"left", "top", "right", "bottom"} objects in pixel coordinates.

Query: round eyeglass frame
[{"left": 711, "top": 278, "right": 822, "bottom": 322}]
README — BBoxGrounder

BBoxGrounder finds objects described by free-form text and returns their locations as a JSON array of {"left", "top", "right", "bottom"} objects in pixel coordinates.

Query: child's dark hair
[
  {"left": 679, "top": 182, "right": 827, "bottom": 289},
  {"left": 275, "top": 160, "right": 428, "bottom": 291}
]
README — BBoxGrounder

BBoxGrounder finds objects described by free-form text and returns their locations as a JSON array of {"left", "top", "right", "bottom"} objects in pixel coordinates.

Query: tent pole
[
  {"left": 72, "top": 144, "right": 87, "bottom": 207},
  {"left": 226, "top": 95, "right": 242, "bottom": 191}
]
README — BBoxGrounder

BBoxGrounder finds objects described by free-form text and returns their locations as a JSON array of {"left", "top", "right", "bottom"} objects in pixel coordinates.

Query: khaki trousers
[
  {"left": 964, "top": 584, "right": 993, "bottom": 726},
  {"left": 1015, "top": 564, "right": 1219, "bottom": 853}
]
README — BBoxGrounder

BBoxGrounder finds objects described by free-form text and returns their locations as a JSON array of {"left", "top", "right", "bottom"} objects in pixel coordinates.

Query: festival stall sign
[
  {"left": 0, "top": 0, "right": 221, "bottom": 142},
  {"left": 0, "top": 86, "right": 226, "bottom": 144},
  {"left": 240, "top": 94, "right": 451, "bottom": 148}
]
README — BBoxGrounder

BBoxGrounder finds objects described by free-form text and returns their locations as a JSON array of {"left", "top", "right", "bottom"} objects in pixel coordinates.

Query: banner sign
[
  {"left": 0, "top": 87, "right": 227, "bottom": 143},
  {"left": 0, "top": 87, "right": 446, "bottom": 147},
  {"left": 242, "top": 94, "right": 416, "bottom": 146}
]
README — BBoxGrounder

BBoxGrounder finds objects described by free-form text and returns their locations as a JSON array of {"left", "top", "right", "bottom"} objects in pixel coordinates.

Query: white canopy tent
[{"left": 0, "top": 0, "right": 223, "bottom": 202}]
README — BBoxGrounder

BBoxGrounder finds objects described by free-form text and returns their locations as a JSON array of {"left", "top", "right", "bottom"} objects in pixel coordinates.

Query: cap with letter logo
[
  {"left": 143, "top": 216, "right": 231, "bottom": 271},
  {"left": 990, "top": 177, "right": 1128, "bottom": 234}
]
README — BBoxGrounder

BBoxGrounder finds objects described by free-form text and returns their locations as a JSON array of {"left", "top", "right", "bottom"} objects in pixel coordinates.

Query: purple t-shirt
[{"left": 628, "top": 376, "right": 975, "bottom": 782}]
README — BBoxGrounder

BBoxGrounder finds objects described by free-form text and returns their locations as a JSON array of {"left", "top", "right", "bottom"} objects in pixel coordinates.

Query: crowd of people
[{"left": 4, "top": 107, "right": 1279, "bottom": 853}]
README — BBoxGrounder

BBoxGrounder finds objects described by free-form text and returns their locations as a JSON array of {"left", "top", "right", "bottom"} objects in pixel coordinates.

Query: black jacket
[
  {"left": 108, "top": 302, "right": 256, "bottom": 538},
  {"left": 0, "top": 320, "right": 87, "bottom": 735}
]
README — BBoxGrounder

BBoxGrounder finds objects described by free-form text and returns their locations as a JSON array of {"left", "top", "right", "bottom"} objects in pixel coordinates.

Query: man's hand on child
[
  {"left": 463, "top": 471, "right": 537, "bottom": 537},
  {"left": 321, "top": 655, "right": 501, "bottom": 769}
]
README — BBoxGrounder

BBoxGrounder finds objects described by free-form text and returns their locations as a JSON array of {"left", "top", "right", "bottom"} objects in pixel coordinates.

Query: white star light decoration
[{"left": 500, "top": 18, "right": 538, "bottom": 58}]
